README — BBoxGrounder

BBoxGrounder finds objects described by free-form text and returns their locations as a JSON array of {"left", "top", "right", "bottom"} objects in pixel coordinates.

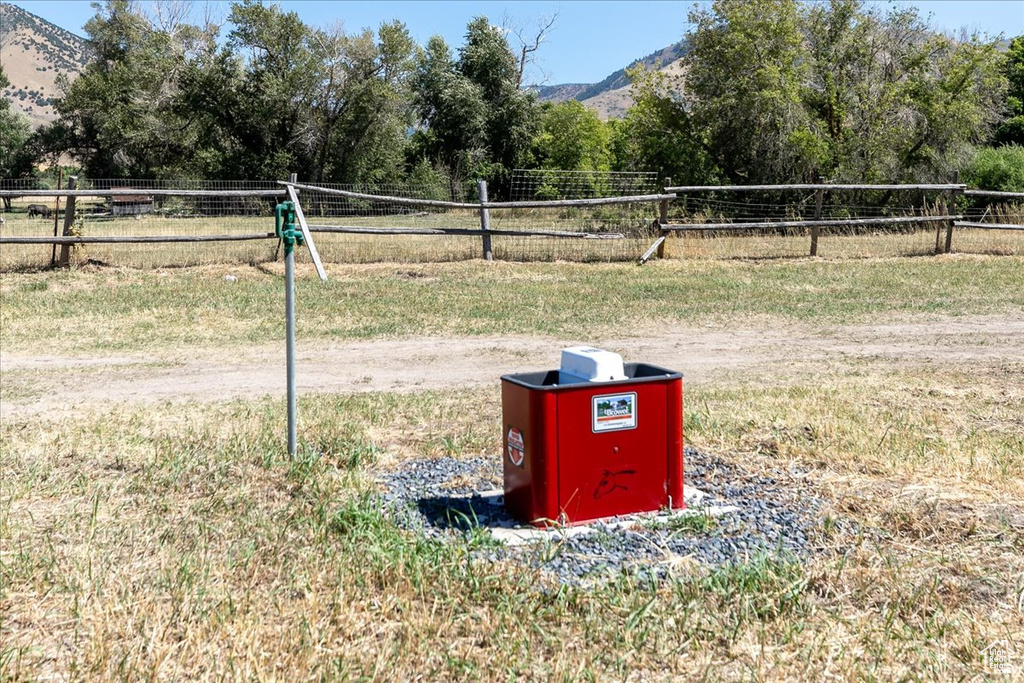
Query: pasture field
[{"left": 1, "top": 256, "right": 1023, "bottom": 680}]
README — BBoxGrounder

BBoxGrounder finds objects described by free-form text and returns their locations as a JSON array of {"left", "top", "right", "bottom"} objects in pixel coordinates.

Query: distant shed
[{"left": 110, "top": 189, "right": 154, "bottom": 216}]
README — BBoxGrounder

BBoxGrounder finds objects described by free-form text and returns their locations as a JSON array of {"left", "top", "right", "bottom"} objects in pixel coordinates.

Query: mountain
[
  {"left": 529, "top": 40, "right": 689, "bottom": 119},
  {"left": 0, "top": 2, "right": 87, "bottom": 127},
  {"left": 532, "top": 82, "right": 592, "bottom": 102}
]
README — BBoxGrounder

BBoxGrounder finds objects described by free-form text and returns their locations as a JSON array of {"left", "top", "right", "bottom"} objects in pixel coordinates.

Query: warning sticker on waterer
[
  {"left": 592, "top": 392, "right": 637, "bottom": 432},
  {"left": 507, "top": 427, "right": 525, "bottom": 467}
]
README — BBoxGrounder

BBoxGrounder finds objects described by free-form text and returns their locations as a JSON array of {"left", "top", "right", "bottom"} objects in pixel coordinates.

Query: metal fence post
[{"left": 478, "top": 179, "right": 493, "bottom": 261}]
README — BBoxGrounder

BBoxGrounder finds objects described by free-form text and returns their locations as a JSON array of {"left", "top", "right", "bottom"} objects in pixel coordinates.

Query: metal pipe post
[{"left": 285, "top": 241, "right": 297, "bottom": 457}]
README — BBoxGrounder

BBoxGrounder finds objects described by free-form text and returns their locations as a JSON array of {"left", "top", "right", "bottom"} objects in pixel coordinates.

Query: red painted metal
[{"left": 501, "top": 363, "right": 684, "bottom": 527}]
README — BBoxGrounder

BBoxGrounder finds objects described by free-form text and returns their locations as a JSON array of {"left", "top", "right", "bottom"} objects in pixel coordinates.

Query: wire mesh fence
[
  {"left": 509, "top": 169, "right": 661, "bottom": 200},
  {"left": 503, "top": 169, "right": 665, "bottom": 260},
  {"left": 298, "top": 181, "right": 478, "bottom": 218},
  {"left": 662, "top": 189, "right": 1023, "bottom": 260},
  {"left": 1, "top": 177, "right": 1021, "bottom": 269},
  {"left": 0, "top": 179, "right": 284, "bottom": 270},
  {"left": 292, "top": 181, "right": 661, "bottom": 264}
]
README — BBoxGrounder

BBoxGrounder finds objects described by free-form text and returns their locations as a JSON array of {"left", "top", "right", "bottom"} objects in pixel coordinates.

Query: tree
[
  {"left": 54, "top": 0, "right": 217, "bottom": 178},
  {"left": 411, "top": 17, "right": 539, "bottom": 196},
  {"left": 0, "top": 66, "right": 32, "bottom": 175},
  {"left": 177, "top": 5, "right": 414, "bottom": 183},
  {"left": 308, "top": 21, "right": 416, "bottom": 183},
  {"left": 613, "top": 65, "right": 717, "bottom": 185},
  {"left": 962, "top": 145, "right": 1024, "bottom": 192},
  {"left": 458, "top": 17, "right": 539, "bottom": 190},
  {"left": 411, "top": 35, "right": 488, "bottom": 182},
  {"left": 533, "top": 100, "right": 611, "bottom": 172},
  {"left": 993, "top": 36, "right": 1024, "bottom": 146},
  {"left": 56, "top": 0, "right": 415, "bottom": 183},
  {"left": 506, "top": 12, "right": 559, "bottom": 89},
  {"left": 218, "top": 0, "right": 316, "bottom": 179},
  {"left": 686, "top": 0, "right": 814, "bottom": 183},
  {"left": 684, "top": 0, "right": 1009, "bottom": 184},
  {"left": 0, "top": 65, "right": 35, "bottom": 210},
  {"left": 901, "top": 30, "right": 1007, "bottom": 181}
]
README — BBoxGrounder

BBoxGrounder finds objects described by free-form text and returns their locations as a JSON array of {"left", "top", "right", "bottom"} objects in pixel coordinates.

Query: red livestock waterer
[{"left": 501, "top": 347, "right": 684, "bottom": 527}]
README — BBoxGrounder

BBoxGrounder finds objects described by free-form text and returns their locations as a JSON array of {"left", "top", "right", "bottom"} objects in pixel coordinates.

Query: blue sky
[{"left": 12, "top": 1, "right": 1024, "bottom": 85}]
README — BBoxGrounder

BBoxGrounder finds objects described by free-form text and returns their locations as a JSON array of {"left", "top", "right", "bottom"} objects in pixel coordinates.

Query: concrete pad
[{"left": 465, "top": 487, "right": 739, "bottom": 546}]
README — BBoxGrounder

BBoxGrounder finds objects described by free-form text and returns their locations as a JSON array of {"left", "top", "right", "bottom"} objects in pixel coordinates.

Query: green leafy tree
[
  {"left": 613, "top": 66, "right": 717, "bottom": 185},
  {"left": 962, "top": 145, "right": 1024, "bottom": 192},
  {"left": 218, "top": 0, "right": 316, "bottom": 179},
  {"left": 411, "top": 35, "right": 488, "bottom": 182},
  {"left": 993, "top": 36, "right": 1024, "bottom": 146},
  {"left": 902, "top": 32, "right": 1007, "bottom": 181},
  {"left": 56, "top": 0, "right": 415, "bottom": 183},
  {"left": 310, "top": 21, "right": 416, "bottom": 183},
  {"left": 55, "top": 0, "right": 216, "bottom": 178},
  {"left": 686, "top": 0, "right": 814, "bottom": 183},
  {"left": 412, "top": 17, "right": 539, "bottom": 196},
  {"left": 685, "top": 0, "right": 1008, "bottom": 183},
  {"left": 459, "top": 17, "right": 538, "bottom": 184},
  {"left": 0, "top": 65, "right": 35, "bottom": 209},
  {"left": 800, "top": 0, "right": 868, "bottom": 177},
  {"left": 0, "top": 66, "right": 33, "bottom": 173},
  {"left": 533, "top": 100, "right": 611, "bottom": 172}
]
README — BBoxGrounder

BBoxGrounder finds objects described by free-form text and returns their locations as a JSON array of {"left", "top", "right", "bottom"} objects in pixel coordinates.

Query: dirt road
[{"left": 2, "top": 315, "right": 1022, "bottom": 420}]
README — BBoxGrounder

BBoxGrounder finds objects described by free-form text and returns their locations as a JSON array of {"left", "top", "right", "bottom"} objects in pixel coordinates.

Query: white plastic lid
[{"left": 559, "top": 346, "right": 627, "bottom": 382}]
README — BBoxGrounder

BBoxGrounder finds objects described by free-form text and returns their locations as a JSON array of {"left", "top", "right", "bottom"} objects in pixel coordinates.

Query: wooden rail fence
[
  {"left": 1, "top": 179, "right": 1021, "bottom": 266},
  {"left": 639, "top": 182, "right": 1023, "bottom": 264}
]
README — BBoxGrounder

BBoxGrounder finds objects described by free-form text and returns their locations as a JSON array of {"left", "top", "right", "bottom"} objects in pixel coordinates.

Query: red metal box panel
[{"left": 501, "top": 363, "right": 683, "bottom": 527}]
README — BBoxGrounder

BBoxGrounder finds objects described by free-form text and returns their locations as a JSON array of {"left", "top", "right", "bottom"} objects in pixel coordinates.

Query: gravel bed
[{"left": 378, "top": 447, "right": 832, "bottom": 584}]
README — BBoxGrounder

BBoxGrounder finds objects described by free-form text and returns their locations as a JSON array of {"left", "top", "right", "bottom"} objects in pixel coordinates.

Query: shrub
[{"left": 961, "top": 145, "right": 1024, "bottom": 192}]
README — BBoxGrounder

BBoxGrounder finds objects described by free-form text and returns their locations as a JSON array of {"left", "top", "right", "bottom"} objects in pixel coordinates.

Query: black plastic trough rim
[{"left": 500, "top": 362, "right": 683, "bottom": 391}]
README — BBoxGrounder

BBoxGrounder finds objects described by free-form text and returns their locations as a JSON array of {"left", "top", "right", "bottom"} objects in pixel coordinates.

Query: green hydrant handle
[{"left": 274, "top": 201, "right": 303, "bottom": 252}]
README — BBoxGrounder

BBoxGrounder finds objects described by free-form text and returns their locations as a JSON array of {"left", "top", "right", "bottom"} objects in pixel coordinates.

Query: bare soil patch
[{"left": 3, "top": 314, "right": 1022, "bottom": 420}]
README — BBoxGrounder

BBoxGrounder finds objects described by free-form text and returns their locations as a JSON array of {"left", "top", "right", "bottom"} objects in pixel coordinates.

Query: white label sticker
[
  {"left": 592, "top": 392, "right": 637, "bottom": 432},
  {"left": 507, "top": 427, "right": 525, "bottom": 467}
]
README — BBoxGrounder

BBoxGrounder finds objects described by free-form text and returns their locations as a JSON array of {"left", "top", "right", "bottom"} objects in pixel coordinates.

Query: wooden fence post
[
  {"left": 57, "top": 176, "right": 77, "bottom": 268},
  {"left": 810, "top": 181, "right": 824, "bottom": 256},
  {"left": 935, "top": 180, "right": 952, "bottom": 254},
  {"left": 478, "top": 179, "right": 493, "bottom": 261},
  {"left": 656, "top": 177, "right": 671, "bottom": 260},
  {"left": 945, "top": 172, "right": 960, "bottom": 254},
  {"left": 51, "top": 167, "right": 63, "bottom": 266}
]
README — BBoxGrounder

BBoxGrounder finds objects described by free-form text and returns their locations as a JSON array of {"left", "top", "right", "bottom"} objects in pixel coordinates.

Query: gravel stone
[{"left": 377, "top": 446, "right": 838, "bottom": 585}]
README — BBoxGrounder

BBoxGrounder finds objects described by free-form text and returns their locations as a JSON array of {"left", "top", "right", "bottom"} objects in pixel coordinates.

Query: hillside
[
  {"left": 0, "top": 2, "right": 87, "bottom": 127},
  {"left": 529, "top": 40, "right": 688, "bottom": 119},
  {"left": 580, "top": 58, "right": 687, "bottom": 120}
]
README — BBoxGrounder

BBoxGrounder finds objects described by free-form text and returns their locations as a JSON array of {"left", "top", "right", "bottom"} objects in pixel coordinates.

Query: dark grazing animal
[{"left": 27, "top": 204, "right": 53, "bottom": 218}]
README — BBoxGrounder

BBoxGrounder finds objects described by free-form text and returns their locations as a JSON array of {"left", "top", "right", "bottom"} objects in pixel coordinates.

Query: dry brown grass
[
  {"left": 663, "top": 226, "right": 1024, "bottom": 260},
  {"left": 2, "top": 355, "right": 1022, "bottom": 680},
  {"left": 689, "top": 362, "right": 1024, "bottom": 497},
  {"left": 1, "top": 252, "right": 1022, "bottom": 679}
]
